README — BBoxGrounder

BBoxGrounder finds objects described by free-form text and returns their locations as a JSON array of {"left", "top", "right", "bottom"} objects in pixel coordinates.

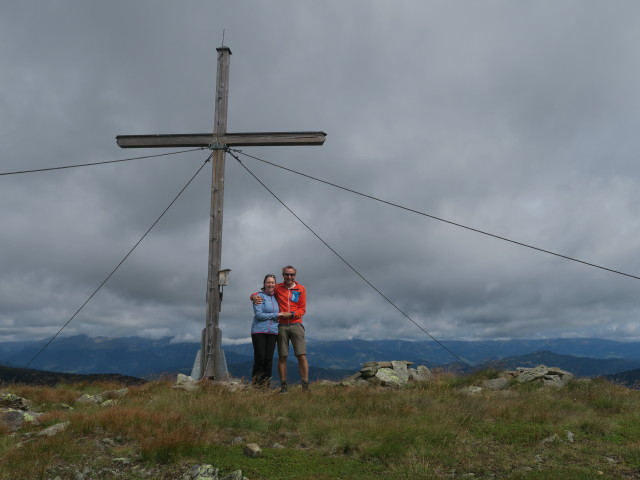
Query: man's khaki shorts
[{"left": 277, "top": 323, "right": 306, "bottom": 357}]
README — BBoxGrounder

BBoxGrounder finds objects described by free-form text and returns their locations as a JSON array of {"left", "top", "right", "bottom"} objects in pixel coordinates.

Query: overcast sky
[{"left": 1, "top": 1, "right": 640, "bottom": 348}]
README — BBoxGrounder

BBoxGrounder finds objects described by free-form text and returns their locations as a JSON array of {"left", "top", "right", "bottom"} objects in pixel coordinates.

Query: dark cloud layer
[{"left": 1, "top": 1, "right": 640, "bottom": 346}]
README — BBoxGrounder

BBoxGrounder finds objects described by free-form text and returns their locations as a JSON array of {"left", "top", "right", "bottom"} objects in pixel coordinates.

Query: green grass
[{"left": 1, "top": 374, "right": 639, "bottom": 479}]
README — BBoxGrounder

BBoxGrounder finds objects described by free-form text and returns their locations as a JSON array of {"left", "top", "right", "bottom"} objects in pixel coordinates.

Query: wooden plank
[{"left": 116, "top": 131, "right": 327, "bottom": 148}]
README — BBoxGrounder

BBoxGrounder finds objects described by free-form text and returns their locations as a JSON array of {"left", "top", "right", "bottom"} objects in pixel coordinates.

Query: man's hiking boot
[
  {"left": 279, "top": 383, "right": 288, "bottom": 394},
  {"left": 301, "top": 381, "right": 310, "bottom": 393}
]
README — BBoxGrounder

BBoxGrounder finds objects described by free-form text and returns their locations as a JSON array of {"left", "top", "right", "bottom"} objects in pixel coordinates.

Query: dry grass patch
[
  {"left": 8, "top": 383, "right": 80, "bottom": 406},
  {"left": 1, "top": 373, "right": 639, "bottom": 479}
]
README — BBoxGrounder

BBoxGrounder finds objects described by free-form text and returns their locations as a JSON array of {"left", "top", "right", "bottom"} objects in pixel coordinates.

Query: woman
[{"left": 250, "top": 274, "right": 282, "bottom": 388}]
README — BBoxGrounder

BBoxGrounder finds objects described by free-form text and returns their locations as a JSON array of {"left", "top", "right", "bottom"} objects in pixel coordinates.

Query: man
[{"left": 252, "top": 265, "right": 308, "bottom": 393}]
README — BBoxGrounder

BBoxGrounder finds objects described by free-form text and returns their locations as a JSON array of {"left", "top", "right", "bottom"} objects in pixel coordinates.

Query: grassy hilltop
[{"left": 1, "top": 370, "right": 639, "bottom": 479}]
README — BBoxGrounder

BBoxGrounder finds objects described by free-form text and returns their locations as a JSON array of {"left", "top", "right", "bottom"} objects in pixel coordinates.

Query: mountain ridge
[
  {"left": 1, "top": 335, "right": 640, "bottom": 383},
  {"left": 476, "top": 349, "right": 640, "bottom": 378}
]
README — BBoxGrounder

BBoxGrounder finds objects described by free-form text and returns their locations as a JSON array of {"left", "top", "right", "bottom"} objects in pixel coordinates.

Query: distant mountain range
[
  {"left": 1, "top": 335, "right": 639, "bottom": 387},
  {"left": 478, "top": 350, "right": 640, "bottom": 378}
]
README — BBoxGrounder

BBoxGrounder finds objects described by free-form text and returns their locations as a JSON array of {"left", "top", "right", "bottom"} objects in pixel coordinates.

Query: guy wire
[
  {"left": 24, "top": 153, "right": 213, "bottom": 368},
  {"left": 228, "top": 149, "right": 472, "bottom": 367}
]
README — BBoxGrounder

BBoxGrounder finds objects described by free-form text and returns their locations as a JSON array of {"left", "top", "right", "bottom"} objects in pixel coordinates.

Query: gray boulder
[
  {"left": 342, "top": 360, "right": 432, "bottom": 388},
  {"left": 482, "top": 378, "right": 509, "bottom": 390},
  {"left": 0, "top": 408, "right": 41, "bottom": 432},
  {"left": 374, "top": 368, "right": 405, "bottom": 387},
  {"left": 410, "top": 365, "right": 434, "bottom": 382},
  {"left": 175, "top": 374, "right": 200, "bottom": 391},
  {"left": 38, "top": 421, "right": 70, "bottom": 437},
  {"left": 77, "top": 388, "right": 129, "bottom": 406},
  {"left": 243, "top": 443, "right": 262, "bottom": 458},
  {"left": 0, "top": 392, "right": 31, "bottom": 410},
  {"left": 513, "top": 365, "right": 573, "bottom": 387}
]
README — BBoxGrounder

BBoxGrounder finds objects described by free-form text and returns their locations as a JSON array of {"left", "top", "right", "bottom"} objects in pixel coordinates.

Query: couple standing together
[{"left": 250, "top": 265, "right": 309, "bottom": 393}]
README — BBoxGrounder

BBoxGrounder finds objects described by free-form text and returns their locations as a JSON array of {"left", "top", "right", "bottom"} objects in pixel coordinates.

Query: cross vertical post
[
  {"left": 116, "top": 46, "right": 326, "bottom": 381},
  {"left": 202, "top": 47, "right": 231, "bottom": 380}
]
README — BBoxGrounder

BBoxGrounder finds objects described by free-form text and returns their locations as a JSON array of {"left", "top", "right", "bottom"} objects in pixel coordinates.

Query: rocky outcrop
[
  {"left": 182, "top": 464, "right": 249, "bottom": 480},
  {"left": 1, "top": 392, "right": 32, "bottom": 410},
  {"left": 38, "top": 421, "right": 70, "bottom": 437},
  {"left": 76, "top": 387, "right": 129, "bottom": 406},
  {"left": 1, "top": 387, "right": 131, "bottom": 433},
  {"left": 460, "top": 365, "right": 576, "bottom": 394},
  {"left": 0, "top": 392, "right": 41, "bottom": 432},
  {"left": 482, "top": 377, "right": 509, "bottom": 390},
  {"left": 510, "top": 365, "right": 574, "bottom": 387},
  {"left": 340, "top": 360, "right": 434, "bottom": 387},
  {"left": 174, "top": 374, "right": 200, "bottom": 391},
  {"left": 0, "top": 408, "right": 41, "bottom": 432}
]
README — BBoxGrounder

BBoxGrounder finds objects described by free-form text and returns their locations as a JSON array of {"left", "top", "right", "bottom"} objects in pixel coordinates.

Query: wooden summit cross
[{"left": 116, "top": 47, "right": 326, "bottom": 380}]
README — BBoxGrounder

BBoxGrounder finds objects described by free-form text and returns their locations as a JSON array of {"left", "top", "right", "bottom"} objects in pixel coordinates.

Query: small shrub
[
  {"left": 573, "top": 417, "right": 613, "bottom": 437},
  {"left": 589, "top": 396, "right": 627, "bottom": 413},
  {"left": 474, "top": 419, "right": 552, "bottom": 445}
]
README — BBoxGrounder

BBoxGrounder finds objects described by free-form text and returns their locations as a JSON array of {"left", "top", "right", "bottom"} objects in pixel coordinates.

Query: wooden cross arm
[{"left": 116, "top": 131, "right": 327, "bottom": 148}]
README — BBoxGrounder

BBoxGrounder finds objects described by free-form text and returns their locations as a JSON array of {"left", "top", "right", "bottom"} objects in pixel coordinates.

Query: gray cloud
[{"left": 1, "top": 1, "right": 640, "bottom": 348}]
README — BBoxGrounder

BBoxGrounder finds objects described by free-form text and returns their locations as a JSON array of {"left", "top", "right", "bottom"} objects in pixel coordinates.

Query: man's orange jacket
[{"left": 275, "top": 282, "right": 306, "bottom": 324}]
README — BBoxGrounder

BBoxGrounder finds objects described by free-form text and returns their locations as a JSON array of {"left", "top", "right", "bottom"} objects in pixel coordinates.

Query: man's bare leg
[
  {"left": 297, "top": 354, "right": 310, "bottom": 391},
  {"left": 297, "top": 354, "right": 309, "bottom": 381},
  {"left": 278, "top": 356, "right": 288, "bottom": 392}
]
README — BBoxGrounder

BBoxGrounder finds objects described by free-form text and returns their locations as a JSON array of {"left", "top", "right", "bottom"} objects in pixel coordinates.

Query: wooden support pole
[{"left": 202, "top": 46, "right": 231, "bottom": 380}]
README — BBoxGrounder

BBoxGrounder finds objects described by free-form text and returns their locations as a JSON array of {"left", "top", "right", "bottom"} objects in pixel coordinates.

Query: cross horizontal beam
[{"left": 116, "top": 131, "right": 327, "bottom": 148}]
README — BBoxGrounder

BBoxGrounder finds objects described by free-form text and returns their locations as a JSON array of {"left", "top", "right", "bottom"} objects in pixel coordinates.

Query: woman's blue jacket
[{"left": 251, "top": 290, "right": 279, "bottom": 335}]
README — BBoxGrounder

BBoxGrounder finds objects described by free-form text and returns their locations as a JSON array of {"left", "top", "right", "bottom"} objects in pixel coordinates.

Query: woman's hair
[{"left": 263, "top": 274, "right": 277, "bottom": 289}]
